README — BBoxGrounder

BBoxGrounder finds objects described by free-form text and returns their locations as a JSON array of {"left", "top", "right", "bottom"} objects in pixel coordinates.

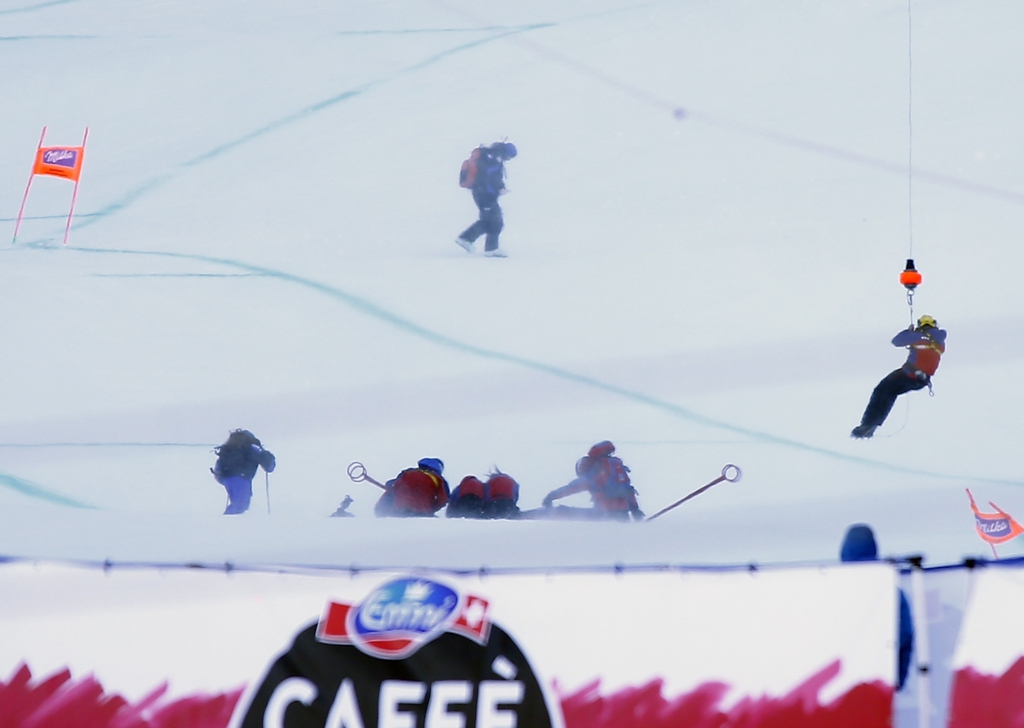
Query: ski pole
[
  {"left": 645, "top": 464, "right": 742, "bottom": 522},
  {"left": 347, "top": 461, "right": 387, "bottom": 490}
]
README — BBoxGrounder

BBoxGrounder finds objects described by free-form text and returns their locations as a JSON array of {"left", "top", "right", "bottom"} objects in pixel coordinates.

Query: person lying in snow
[{"left": 446, "top": 471, "right": 521, "bottom": 519}]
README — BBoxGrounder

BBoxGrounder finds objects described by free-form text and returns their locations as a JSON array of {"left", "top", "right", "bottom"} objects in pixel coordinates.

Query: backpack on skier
[
  {"left": 447, "top": 475, "right": 487, "bottom": 518},
  {"left": 483, "top": 472, "right": 520, "bottom": 519},
  {"left": 459, "top": 147, "right": 483, "bottom": 188}
]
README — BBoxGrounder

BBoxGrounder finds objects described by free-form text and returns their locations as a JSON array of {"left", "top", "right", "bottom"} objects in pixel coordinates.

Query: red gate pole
[
  {"left": 645, "top": 464, "right": 742, "bottom": 522},
  {"left": 62, "top": 127, "right": 89, "bottom": 245},
  {"left": 12, "top": 126, "right": 47, "bottom": 244}
]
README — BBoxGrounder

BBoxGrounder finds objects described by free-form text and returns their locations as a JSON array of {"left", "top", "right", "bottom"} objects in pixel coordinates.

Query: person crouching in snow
[
  {"left": 851, "top": 315, "right": 946, "bottom": 439},
  {"left": 455, "top": 141, "right": 516, "bottom": 258},
  {"left": 446, "top": 471, "right": 522, "bottom": 519},
  {"left": 447, "top": 475, "right": 487, "bottom": 519},
  {"left": 375, "top": 458, "right": 450, "bottom": 517},
  {"left": 484, "top": 471, "right": 521, "bottom": 519},
  {"left": 541, "top": 441, "right": 644, "bottom": 521},
  {"left": 212, "top": 429, "right": 275, "bottom": 515}
]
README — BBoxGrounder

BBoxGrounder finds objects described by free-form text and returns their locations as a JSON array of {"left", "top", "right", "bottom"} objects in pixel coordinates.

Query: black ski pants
[
  {"left": 858, "top": 368, "right": 928, "bottom": 430},
  {"left": 459, "top": 189, "right": 504, "bottom": 251}
]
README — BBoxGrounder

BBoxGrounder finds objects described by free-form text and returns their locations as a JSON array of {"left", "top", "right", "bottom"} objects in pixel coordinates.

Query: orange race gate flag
[
  {"left": 967, "top": 488, "right": 1024, "bottom": 558},
  {"left": 12, "top": 126, "right": 89, "bottom": 246}
]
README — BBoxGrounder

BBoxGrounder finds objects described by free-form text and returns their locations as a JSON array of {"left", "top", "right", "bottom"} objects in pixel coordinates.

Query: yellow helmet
[{"left": 917, "top": 315, "right": 937, "bottom": 329}]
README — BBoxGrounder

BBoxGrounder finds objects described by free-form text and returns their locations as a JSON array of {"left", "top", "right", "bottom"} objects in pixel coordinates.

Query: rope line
[{"left": 907, "top": 0, "right": 914, "bottom": 263}]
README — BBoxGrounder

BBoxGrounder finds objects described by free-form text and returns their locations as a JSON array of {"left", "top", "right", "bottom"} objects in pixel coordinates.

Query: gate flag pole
[
  {"left": 62, "top": 127, "right": 89, "bottom": 245},
  {"left": 12, "top": 127, "right": 47, "bottom": 245}
]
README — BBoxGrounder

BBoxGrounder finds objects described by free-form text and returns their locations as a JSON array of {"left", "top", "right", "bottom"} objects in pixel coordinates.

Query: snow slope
[{"left": 1, "top": 0, "right": 1022, "bottom": 568}]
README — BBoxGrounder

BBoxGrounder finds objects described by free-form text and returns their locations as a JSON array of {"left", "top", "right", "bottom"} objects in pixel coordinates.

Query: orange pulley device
[
  {"left": 900, "top": 259, "right": 922, "bottom": 290},
  {"left": 900, "top": 259, "right": 922, "bottom": 319}
]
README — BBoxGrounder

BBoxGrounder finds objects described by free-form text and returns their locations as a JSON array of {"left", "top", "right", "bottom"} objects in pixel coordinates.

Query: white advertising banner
[
  {"left": 946, "top": 564, "right": 1024, "bottom": 728},
  {"left": 0, "top": 561, "right": 898, "bottom": 727}
]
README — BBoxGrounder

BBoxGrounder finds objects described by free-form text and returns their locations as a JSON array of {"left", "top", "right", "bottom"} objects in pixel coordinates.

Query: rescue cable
[{"left": 900, "top": 0, "right": 921, "bottom": 327}]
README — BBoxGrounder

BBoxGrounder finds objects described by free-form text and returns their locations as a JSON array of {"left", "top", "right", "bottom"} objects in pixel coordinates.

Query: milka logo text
[
  {"left": 977, "top": 517, "right": 1011, "bottom": 536},
  {"left": 42, "top": 149, "right": 77, "bottom": 168}
]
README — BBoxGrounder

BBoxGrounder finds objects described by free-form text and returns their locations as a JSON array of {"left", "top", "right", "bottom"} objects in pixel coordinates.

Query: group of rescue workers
[
  {"left": 210, "top": 432, "right": 643, "bottom": 520},
  {"left": 369, "top": 440, "right": 644, "bottom": 521}
]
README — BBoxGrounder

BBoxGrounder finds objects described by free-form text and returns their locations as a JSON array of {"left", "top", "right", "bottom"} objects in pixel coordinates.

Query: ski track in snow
[{"left": 0, "top": 0, "right": 86, "bottom": 17}]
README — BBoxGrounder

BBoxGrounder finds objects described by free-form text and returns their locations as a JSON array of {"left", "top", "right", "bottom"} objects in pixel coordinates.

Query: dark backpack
[
  {"left": 213, "top": 429, "right": 275, "bottom": 481},
  {"left": 459, "top": 147, "right": 483, "bottom": 188},
  {"left": 214, "top": 430, "right": 259, "bottom": 478}
]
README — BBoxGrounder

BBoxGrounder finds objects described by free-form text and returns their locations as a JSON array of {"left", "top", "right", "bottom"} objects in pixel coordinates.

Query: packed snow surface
[{"left": 1, "top": 0, "right": 1022, "bottom": 569}]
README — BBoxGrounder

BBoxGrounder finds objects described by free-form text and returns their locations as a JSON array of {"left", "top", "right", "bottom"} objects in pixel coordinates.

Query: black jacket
[{"left": 214, "top": 439, "right": 275, "bottom": 482}]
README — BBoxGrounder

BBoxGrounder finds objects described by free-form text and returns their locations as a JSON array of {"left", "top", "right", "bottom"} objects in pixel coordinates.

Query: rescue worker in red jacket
[
  {"left": 542, "top": 441, "right": 644, "bottom": 521},
  {"left": 374, "top": 458, "right": 450, "bottom": 517},
  {"left": 851, "top": 315, "right": 947, "bottom": 439}
]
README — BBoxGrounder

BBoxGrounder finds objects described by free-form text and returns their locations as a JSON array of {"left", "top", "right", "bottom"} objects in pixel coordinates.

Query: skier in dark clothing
[
  {"left": 852, "top": 315, "right": 946, "bottom": 439},
  {"left": 456, "top": 141, "right": 517, "bottom": 258},
  {"left": 840, "top": 524, "right": 914, "bottom": 691},
  {"left": 211, "top": 429, "right": 276, "bottom": 515}
]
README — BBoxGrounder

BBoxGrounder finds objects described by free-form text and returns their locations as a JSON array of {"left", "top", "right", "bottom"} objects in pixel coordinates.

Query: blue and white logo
[{"left": 350, "top": 577, "right": 460, "bottom": 658}]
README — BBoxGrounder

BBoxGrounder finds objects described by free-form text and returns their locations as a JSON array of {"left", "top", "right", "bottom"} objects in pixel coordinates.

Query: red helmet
[{"left": 587, "top": 440, "right": 615, "bottom": 458}]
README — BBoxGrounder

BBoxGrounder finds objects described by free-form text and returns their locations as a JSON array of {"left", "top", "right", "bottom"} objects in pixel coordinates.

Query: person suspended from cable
[{"left": 851, "top": 315, "right": 946, "bottom": 439}]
